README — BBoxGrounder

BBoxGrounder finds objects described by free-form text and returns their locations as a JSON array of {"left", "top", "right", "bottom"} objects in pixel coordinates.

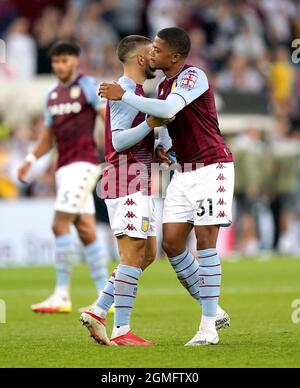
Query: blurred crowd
[{"left": 1, "top": 0, "right": 300, "bottom": 255}]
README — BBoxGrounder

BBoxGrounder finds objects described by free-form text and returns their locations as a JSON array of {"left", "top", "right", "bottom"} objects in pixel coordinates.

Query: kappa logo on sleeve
[{"left": 180, "top": 70, "right": 198, "bottom": 90}]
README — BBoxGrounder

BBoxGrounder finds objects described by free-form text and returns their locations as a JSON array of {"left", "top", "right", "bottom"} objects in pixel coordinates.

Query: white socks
[
  {"left": 54, "top": 285, "right": 70, "bottom": 299},
  {"left": 112, "top": 325, "right": 130, "bottom": 338}
]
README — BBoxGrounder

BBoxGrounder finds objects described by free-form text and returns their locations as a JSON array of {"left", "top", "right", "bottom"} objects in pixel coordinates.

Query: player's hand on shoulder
[
  {"left": 146, "top": 116, "right": 175, "bottom": 129},
  {"left": 17, "top": 162, "right": 31, "bottom": 184},
  {"left": 98, "top": 81, "right": 125, "bottom": 100}
]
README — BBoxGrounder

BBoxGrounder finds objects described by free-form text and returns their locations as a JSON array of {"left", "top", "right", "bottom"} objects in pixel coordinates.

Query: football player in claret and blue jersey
[
  {"left": 18, "top": 41, "right": 109, "bottom": 314},
  {"left": 100, "top": 28, "right": 234, "bottom": 346},
  {"left": 80, "top": 35, "right": 172, "bottom": 346}
]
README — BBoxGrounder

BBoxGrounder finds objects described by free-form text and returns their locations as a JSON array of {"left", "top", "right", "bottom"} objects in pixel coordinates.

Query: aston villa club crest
[
  {"left": 70, "top": 86, "right": 81, "bottom": 99},
  {"left": 141, "top": 217, "right": 149, "bottom": 233}
]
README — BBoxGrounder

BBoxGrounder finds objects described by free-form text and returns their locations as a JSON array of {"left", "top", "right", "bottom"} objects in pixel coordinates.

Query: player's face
[
  {"left": 144, "top": 44, "right": 156, "bottom": 80},
  {"left": 150, "top": 37, "right": 176, "bottom": 71},
  {"left": 51, "top": 55, "right": 79, "bottom": 83}
]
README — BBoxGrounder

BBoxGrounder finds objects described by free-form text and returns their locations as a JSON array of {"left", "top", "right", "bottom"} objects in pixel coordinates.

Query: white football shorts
[
  {"left": 163, "top": 162, "right": 235, "bottom": 226},
  {"left": 105, "top": 191, "right": 156, "bottom": 240},
  {"left": 55, "top": 162, "right": 100, "bottom": 215}
]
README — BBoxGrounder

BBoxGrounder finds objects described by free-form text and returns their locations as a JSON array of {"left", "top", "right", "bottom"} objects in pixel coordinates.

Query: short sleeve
[
  {"left": 171, "top": 67, "right": 209, "bottom": 106},
  {"left": 44, "top": 91, "right": 53, "bottom": 128},
  {"left": 80, "top": 76, "right": 103, "bottom": 110}
]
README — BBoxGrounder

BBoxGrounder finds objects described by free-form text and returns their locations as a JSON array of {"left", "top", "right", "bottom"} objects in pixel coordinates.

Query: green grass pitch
[{"left": 0, "top": 258, "right": 299, "bottom": 368}]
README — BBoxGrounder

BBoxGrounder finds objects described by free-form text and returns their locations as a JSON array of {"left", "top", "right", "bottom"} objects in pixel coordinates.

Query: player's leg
[
  {"left": 31, "top": 211, "right": 76, "bottom": 313},
  {"left": 162, "top": 222, "right": 203, "bottom": 304},
  {"left": 163, "top": 222, "right": 229, "bottom": 335},
  {"left": 90, "top": 234, "right": 156, "bottom": 321},
  {"left": 142, "top": 197, "right": 157, "bottom": 270},
  {"left": 81, "top": 192, "right": 156, "bottom": 346},
  {"left": 82, "top": 235, "right": 155, "bottom": 346},
  {"left": 75, "top": 214, "right": 108, "bottom": 297},
  {"left": 142, "top": 236, "right": 157, "bottom": 270},
  {"left": 185, "top": 224, "right": 222, "bottom": 346},
  {"left": 185, "top": 162, "right": 234, "bottom": 346},
  {"left": 162, "top": 171, "right": 204, "bottom": 305},
  {"left": 110, "top": 194, "right": 157, "bottom": 346},
  {"left": 110, "top": 236, "right": 146, "bottom": 339}
]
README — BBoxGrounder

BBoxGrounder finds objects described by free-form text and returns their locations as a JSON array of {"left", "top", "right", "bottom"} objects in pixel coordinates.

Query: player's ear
[
  {"left": 137, "top": 55, "right": 145, "bottom": 67},
  {"left": 172, "top": 53, "right": 181, "bottom": 64}
]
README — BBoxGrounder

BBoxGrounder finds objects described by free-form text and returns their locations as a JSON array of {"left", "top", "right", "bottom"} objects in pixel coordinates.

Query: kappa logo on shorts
[
  {"left": 216, "top": 163, "right": 227, "bottom": 169},
  {"left": 217, "top": 186, "right": 226, "bottom": 193},
  {"left": 217, "top": 211, "right": 228, "bottom": 218},
  {"left": 123, "top": 199, "right": 137, "bottom": 206},
  {"left": 141, "top": 217, "right": 149, "bottom": 233},
  {"left": 125, "top": 224, "right": 137, "bottom": 232},
  {"left": 125, "top": 211, "right": 137, "bottom": 219},
  {"left": 216, "top": 174, "right": 227, "bottom": 181},
  {"left": 217, "top": 199, "right": 227, "bottom": 206}
]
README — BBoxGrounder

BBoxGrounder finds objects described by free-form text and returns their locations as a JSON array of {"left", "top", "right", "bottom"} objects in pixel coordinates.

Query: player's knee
[
  {"left": 142, "top": 252, "right": 156, "bottom": 271},
  {"left": 120, "top": 242, "right": 146, "bottom": 267},
  {"left": 162, "top": 239, "right": 182, "bottom": 258},
  {"left": 78, "top": 227, "right": 96, "bottom": 246},
  {"left": 196, "top": 233, "right": 214, "bottom": 250},
  {"left": 52, "top": 221, "right": 68, "bottom": 237}
]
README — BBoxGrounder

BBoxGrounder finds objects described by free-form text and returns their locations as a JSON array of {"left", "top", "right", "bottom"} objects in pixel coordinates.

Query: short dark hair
[
  {"left": 49, "top": 41, "right": 81, "bottom": 58},
  {"left": 157, "top": 27, "right": 191, "bottom": 58},
  {"left": 117, "top": 35, "right": 152, "bottom": 63}
]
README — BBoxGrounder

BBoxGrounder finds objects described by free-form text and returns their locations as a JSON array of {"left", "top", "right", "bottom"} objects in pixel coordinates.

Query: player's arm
[
  {"left": 112, "top": 116, "right": 172, "bottom": 153},
  {"left": 18, "top": 126, "right": 55, "bottom": 183},
  {"left": 98, "top": 104, "right": 106, "bottom": 122},
  {"left": 18, "top": 92, "right": 55, "bottom": 184},
  {"left": 157, "top": 126, "right": 172, "bottom": 151},
  {"left": 154, "top": 126, "right": 174, "bottom": 166},
  {"left": 99, "top": 68, "right": 209, "bottom": 119}
]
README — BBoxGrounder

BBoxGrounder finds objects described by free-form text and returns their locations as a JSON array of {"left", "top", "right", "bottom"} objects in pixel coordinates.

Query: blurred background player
[
  {"left": 80, "top": 35, "right": 171, "bottom": 346},
  {"left": 100, "top": 27, "right": 234, "bottom": 346},
  {"left": 17, "top": 41, "right": 109, "bottom": 313},
  {"left": 269, "top": 117, "right": 299, "bottom": 254},
  {"left": 229, "top": 127, "right": 266, "bottom": 256}
]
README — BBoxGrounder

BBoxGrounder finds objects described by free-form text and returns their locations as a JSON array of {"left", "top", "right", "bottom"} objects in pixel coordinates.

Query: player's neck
[
  {"left": 59, "top": 72, "right": 78, "bottom": 86},
  {"left": 123, "top": 68, "right": 145, "bottom": 86},
  {"left": 165, "top": 62, "right": 186, "bottom": 80}
]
